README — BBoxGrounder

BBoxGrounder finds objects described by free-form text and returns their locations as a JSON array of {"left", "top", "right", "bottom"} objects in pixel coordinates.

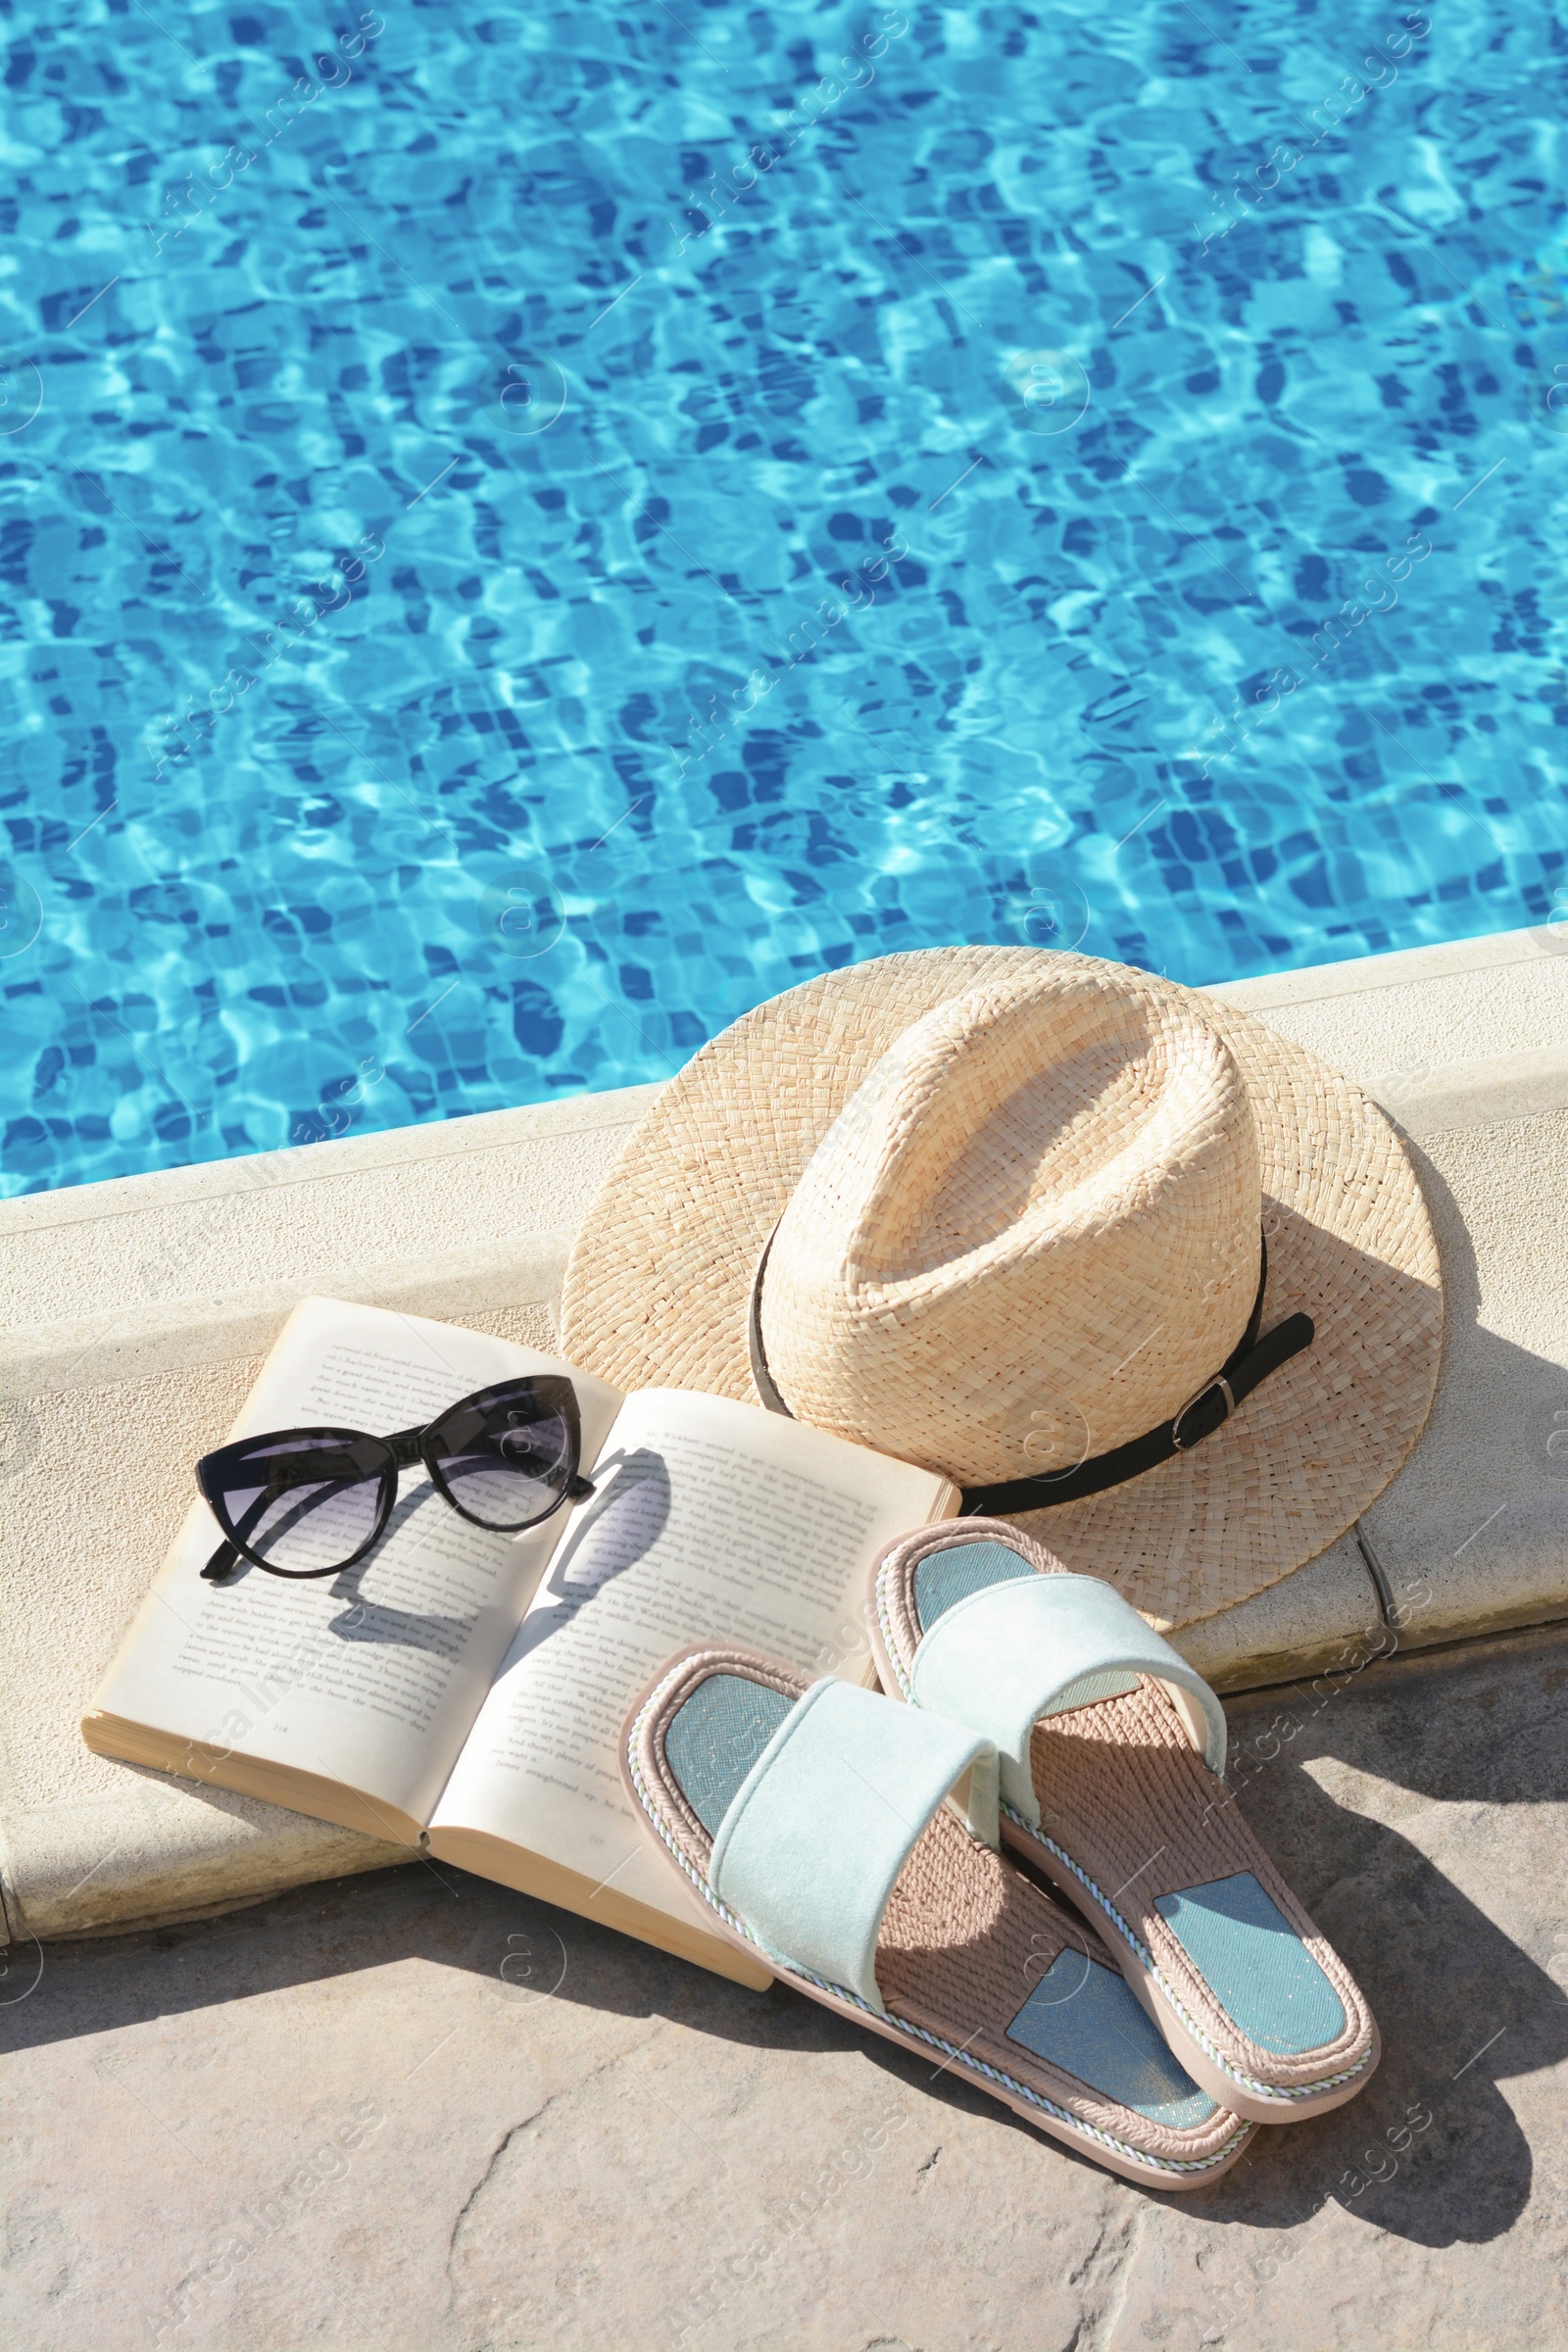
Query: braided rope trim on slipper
[
  {"left": 874, "top": 1571, "right": 917, "bottom": 1699},
  {"left": 1004, "top": 1806, "right": 1375, "bottom": 2106},
  {"left": 625, "top": 1665, "right": 1250, "bottom": 2180}
]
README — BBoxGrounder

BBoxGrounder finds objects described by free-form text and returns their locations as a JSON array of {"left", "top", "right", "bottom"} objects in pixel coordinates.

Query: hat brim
[{"left": 560, "top": 948, "right": 1442, "bottom": 1630}]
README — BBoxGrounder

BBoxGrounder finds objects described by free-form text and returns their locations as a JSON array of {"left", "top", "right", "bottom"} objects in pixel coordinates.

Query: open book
[{"left": 83, "top": 1298, "right": 958, "bottom": 1987}]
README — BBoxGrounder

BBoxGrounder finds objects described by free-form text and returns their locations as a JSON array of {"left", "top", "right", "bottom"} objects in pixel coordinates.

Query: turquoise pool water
[{"left": 2, "top": 1, "right": 1565, "bottom": 1193}]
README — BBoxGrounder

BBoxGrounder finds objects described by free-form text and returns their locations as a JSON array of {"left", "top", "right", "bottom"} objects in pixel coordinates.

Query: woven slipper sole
[
  {"left": 623, "top": 1644, "right": 1256, "bottom": 2190},
  {"left": 870, "top": 1524, "right": 1380, "bottom": 2128}
]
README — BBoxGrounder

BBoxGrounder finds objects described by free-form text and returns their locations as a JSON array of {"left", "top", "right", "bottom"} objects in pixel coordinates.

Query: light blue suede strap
[
  {"left": 907, "top": 1574, "right": 1228, "bottom": 1826},
  {"left": 709, "top": 1679, "right": 998, "bottom": 2013}
]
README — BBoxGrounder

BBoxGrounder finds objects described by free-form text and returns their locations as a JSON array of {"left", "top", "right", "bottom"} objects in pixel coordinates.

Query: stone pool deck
[
  {"left": 1, "top": 922, "right": 1566, "bottom": 2349},
  {"left": 6, "top": 1622, "right": 1566, "bottom": 2350}
]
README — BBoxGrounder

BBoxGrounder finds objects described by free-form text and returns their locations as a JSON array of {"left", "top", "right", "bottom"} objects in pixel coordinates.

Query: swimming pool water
[{"left": 3, "top": 0, "right": 1565, "bottom": 1194}]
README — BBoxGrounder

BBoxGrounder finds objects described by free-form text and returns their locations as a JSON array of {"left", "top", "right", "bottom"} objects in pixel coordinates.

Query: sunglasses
[{"left": 196, "top": 1375, "right": 595, "bottom": 1583}]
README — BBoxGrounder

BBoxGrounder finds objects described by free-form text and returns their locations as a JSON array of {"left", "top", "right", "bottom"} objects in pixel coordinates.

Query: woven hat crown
[{"left": 760, "top": 963, "right": 1262, "bottom": 1486}]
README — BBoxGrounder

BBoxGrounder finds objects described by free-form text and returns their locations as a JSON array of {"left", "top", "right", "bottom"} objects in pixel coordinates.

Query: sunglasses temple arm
[
  {"left": 202, "top": 1537, "right": 242, "bottom": 1583},
  {"left": 566, "top": 1472, "right": 596, "bottom": 1500},
  {"left": 199, "top": 1478, "right": 280, "bottom": 1582}
]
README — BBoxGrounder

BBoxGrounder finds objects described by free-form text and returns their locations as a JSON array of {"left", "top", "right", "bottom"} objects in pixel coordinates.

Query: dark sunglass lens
[
  {"left": 430, "top": 1387, "right": 573, "bottom": 1531},
  {"left": 208, "top": 1433, "right": 388, "bottom": 1573}
]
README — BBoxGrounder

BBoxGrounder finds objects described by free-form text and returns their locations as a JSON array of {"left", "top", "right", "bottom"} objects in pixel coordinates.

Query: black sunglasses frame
[{"left": 196, "top": 1374, "right": 595, "bottom": 1583}]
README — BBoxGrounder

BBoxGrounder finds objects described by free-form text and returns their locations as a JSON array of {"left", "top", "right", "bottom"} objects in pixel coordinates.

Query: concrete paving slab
[
  {"left": 5, "top": 1622, "right": 1565, "bottom": 2352},
  {"left": 1203, "top": 922, "right": 1567, "bottom": 1063}
]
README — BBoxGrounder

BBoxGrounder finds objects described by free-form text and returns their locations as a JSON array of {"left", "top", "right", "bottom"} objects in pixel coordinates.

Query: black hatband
[{"left": 746, "top": 1226, "right": 1314, "bottom": 1508}]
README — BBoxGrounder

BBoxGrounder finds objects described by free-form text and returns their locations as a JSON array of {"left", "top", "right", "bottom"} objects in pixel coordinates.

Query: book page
[
  {"left": 428, "top": 1388, "right": 953, "bottom": 1924},
  {"left": 90, "top": 1298, "right": 623, "bottom": 1831}
]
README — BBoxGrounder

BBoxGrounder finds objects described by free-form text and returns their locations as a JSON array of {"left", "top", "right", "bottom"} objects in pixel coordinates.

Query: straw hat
[{"left": 560, "top": 949, "right": 1442, "bottom": 1629}]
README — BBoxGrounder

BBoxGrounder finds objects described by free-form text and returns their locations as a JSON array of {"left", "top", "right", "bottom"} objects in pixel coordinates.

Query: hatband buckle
[{"left": 1171, "top": 1373, "right": 1236, "bottom": 1451}]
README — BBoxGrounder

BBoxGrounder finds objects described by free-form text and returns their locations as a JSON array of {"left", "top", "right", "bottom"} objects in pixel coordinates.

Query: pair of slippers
[{"left": 622, "top": 1520, "right": 1378, "bottom": 2190}]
